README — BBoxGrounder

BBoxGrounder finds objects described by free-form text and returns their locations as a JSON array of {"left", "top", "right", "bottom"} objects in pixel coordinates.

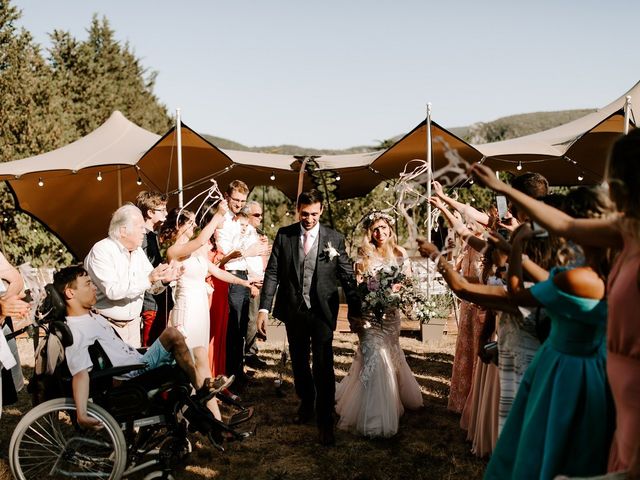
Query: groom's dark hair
[{"left": 297, "top": 189, "right": 324, "bottom": 208}]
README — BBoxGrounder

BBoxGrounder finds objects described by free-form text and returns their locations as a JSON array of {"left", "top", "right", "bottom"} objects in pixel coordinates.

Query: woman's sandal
[{"left": 195, "top": 375, "right": 235, "bottom": 402}]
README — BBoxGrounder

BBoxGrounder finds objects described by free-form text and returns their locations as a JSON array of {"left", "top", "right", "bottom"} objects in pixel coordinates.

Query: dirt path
[{"left": 0, "top": 333, "right": 486, "bottom": 480}]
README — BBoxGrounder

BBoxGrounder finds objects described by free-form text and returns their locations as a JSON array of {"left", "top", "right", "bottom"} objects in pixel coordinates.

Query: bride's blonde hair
[{"left": 357, "top": 211, "right": 403, "bottom": 274}]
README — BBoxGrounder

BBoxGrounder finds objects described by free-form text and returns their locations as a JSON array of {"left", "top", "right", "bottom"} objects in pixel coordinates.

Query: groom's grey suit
[{"left": 259, "top": 222, "right": 361, "bottom": 429}]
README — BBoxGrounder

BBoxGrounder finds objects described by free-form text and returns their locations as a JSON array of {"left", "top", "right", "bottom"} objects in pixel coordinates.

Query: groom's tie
[{"left": 303, "top": 230, "right": 312, "bottom": 256}]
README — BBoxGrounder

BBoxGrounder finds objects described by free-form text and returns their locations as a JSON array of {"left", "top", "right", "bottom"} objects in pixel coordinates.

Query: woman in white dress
[
  {"left": 159, "top": 202, "right": 256, "bottom": 419},
  {"left": 335, "top": 212, "right": 423, "bottom": 438}
]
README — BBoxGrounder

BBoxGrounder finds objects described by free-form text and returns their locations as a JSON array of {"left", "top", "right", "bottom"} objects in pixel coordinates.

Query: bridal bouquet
[
  {"left": 357, "top": 265, "right": 407, "bottom": 323},
  {"left": 358, "top": 265, "right": 446, "bottom": 326}
]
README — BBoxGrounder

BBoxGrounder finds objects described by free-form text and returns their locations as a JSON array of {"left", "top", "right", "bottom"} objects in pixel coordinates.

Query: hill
[{"left": 201, "top": 109, "right": 597, "bottom": 155}]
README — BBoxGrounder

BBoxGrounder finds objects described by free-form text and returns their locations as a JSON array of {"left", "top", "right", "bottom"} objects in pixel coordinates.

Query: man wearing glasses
[
  {"left": 244, "top": 201, "right": 269, "bottom": 370},
  {"left": 136, "top": 191, "right": 169, "bottom": 346},
  {"left": 216, "top": 181, "right": 268, "bottom": 391}
]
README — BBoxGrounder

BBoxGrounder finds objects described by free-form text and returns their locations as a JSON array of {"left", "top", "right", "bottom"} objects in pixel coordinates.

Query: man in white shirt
[
  {"left": 84, "top": 204, "right": 178, "bottom": 347},
  {"left": 54, "top": 265, "right": 228, "bottom": 428},
  {"left": 215, "top": 181, "right": 268, "bottom": 389}
]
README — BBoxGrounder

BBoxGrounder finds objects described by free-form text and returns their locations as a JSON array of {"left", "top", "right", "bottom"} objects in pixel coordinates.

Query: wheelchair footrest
[{"left": 227, "top": 407, "right": 254, "bottom": 427}]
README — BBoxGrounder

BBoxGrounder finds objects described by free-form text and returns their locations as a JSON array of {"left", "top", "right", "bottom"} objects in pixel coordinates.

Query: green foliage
[{"left": 0, "top": 2, "right": 170, "bottom": 268}]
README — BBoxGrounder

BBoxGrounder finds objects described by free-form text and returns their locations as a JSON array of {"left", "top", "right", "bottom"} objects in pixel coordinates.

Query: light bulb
[
  {"left": 285, "top": 212, "right": 290, "bottom": 216},
  {"left": 516, "top": 161, "right": 523, "bottom": 171},
  {"left": 97, "top": 171, "right": 103, "bottom": 181},
  {"left": 469, "top": 179, "right": 474, "bottom": 185},
  {"left": 578, "top": 174, "right": 584, "bottom": 182},
  {"left": 136, "top": 177, "right": 143, "bottom": 186},
  {"left": 270, "top": 172, "right": 276, "bottom": 181},
  {"left": 335, "top": 174, "right": 341, "bottom": 181},
  {"left": 270, "top": 223, "right": 275, "bottom": 228},
  {"left": 38, "top": 177, "right": 44, "bottom": 187},
  {"left": 384, "top": 183, "right": 390, "bottom": 191}
]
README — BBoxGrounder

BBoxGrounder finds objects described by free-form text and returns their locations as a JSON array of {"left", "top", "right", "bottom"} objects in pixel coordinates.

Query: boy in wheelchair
[{"left": 54, "top": 265, "right": 232, "bottom": 428}]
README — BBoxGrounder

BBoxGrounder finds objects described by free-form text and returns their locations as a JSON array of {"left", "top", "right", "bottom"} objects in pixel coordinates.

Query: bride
[{"left": 335, "top": 211, "right": 423, "bottom": 438}]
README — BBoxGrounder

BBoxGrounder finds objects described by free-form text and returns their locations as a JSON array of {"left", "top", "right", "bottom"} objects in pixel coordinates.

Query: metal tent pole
[
  {"left": 176, "top": 108, "right": 184, "bottom": 208},
  {"left": 624, "top": 95, "right": 632, "bottom": 135}
]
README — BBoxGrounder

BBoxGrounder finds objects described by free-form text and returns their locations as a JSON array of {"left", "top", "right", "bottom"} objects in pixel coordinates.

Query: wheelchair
[{"left": 8, "top": 284, "right": 254, "bottom": 479}]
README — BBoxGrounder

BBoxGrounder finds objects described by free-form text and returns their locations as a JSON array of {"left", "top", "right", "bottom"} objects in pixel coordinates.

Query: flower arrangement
[
  {"left": 323, "top": 242, "right": 339, "bottom": 261},
  {"left": 357, "top": 264, "right": 454, "bottom": 326}
]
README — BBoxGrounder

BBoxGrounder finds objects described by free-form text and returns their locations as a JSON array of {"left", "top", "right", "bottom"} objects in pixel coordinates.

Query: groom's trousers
[{"left": 285, "top": 304, "right": 335, "bottom": 427}]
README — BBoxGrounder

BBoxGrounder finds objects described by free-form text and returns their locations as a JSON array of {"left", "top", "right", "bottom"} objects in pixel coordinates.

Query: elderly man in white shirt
[{"left": 85, "top": 204, "right": 179, "bottom": 348}]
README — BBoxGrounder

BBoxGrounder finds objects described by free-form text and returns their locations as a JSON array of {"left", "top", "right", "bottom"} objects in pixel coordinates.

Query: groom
[{"left": 257, "top": 189, "right": 361, "bottom": 446}]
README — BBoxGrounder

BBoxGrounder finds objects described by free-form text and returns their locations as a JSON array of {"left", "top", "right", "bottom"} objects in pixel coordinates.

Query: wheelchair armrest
[{"left": 89, "top": 363, "right": 147, "bottom": 380}]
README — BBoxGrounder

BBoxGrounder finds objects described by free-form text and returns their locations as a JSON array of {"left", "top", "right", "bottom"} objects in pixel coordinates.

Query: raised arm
[
  {"left": 430, "top": 197, "right": 487, "bottom": 253},
  {"left": 0, "top": 252, "right": 24, "bottom": 297},
  {"left": 167, "top": 202, "right": 228, "bottom": 261},
  {"left": 470, "top": 164, "right": 622, "bottom": 249},
  {"left": 506, "top": 225, "right": 540, "bottom": 307},
  {"left": 433, "top": 180, "right": 490, "bottom": 226},
  {"left": 416, "top": 239, "right": 518, "bottom": 314}
]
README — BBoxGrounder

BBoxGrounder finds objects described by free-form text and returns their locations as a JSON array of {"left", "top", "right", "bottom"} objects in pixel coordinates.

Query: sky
[{"left": 13, "top": 0, "right": 640, "bottom": 150}]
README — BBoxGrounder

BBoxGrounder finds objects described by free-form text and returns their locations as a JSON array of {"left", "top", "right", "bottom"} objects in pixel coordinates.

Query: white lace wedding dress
[{"left": 335, "top": 256, "right": 424, "bottom": 438}]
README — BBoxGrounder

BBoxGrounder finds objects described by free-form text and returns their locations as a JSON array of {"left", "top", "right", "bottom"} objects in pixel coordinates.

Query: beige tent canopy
[
  {"left": 0, "top": 111, "right": 160, "bottom": 258},
  {"left": 474, "top": 81, "right": 639, "bottom": 184}
]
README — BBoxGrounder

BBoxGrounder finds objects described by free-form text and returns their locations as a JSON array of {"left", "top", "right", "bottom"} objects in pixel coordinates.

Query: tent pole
[
  {"left": 176, "top": 108, "right": 184, "bottom": 208},
  {"left": 624, "top": 95, "right": 632, "bottom": 135},
  {"left": 116, "top": 167, "right": 122, "bottom": 207},
  {"left": 426, "top": 102, "right": 433, "bottom": 303},
  {"left": 296, "top": 157, "right": 310, "bottom": 219}
]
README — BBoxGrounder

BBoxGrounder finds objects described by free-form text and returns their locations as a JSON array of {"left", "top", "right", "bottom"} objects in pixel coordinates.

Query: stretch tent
[
  {"left": 474, "top": 81, "right": 639, "bottom": 185},
  {"left": 0, "top": 111, "right": 160, "bottom": 259}
]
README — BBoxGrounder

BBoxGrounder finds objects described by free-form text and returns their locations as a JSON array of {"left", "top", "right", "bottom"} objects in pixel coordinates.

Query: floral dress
[{"left": 335, "top": 255, "right": 423, "bottom": 438}]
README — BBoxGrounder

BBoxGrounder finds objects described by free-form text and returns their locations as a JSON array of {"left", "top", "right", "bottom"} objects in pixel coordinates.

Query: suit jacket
[{"left": 259, "top": 222, "right": 361, "bottom": 330}]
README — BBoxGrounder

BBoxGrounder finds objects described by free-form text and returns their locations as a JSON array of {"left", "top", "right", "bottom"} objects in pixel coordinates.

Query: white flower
[{"left": 323, "top": 242, "right": 339, "bottom": 261}]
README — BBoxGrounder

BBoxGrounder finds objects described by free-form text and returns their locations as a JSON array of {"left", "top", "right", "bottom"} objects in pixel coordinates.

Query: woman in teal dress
[{"left": 479, "top": 200, "right": 614, "bottom": 479}]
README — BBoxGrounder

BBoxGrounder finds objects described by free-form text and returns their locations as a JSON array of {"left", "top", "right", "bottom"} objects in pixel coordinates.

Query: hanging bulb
[
  {"left": 38, "top": 177, "right": 44, "bottom": 187},
  {"left": 285, "top": 211, "right": 290, "bottom": 217},
  {"left": 384, "top": 183, "right": 390, "bottom": 191},
  {"left": 97, "top": 171, "right": 103, "bottom": 181},
  {"left": 270, "top": 223, "right": 275, "bottom": 228},
  {"left": 516, "top": 161, "right": 523, "bottom": 171},
  {"left": 136, "top": 176, "right": 143, "bottom": 186},
  {"left": 335, "top": 174, "right": 341, "bottom": 181},
  {"left": 578, "top": 173, "right": 584, "bottom": 182},
  {"left": 469, "top": 179, "right": 474, "bottom": 185},
  {"left": 269, "top": 172, "right": 276, "bottom": 181}
]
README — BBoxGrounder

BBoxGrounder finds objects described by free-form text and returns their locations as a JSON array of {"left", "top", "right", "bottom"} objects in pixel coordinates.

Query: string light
[
  {"left": 384, "top": 183, "right": 390, "bottom": 191},
  {"left": 285, "top": 211, "right": 290, "bottom": 217},
  {"left": 97, "top": 171, "right": 103, "bottom": 182},
  {"left": 578, "top": 173, "right": 584, "bottom": 182},
  {"left": 335, "top": 174, "right": 341, "bottom": 181},
  {"left": 469, "top": 179, "right": 474, "bottom": 185},
  {"left": 269, "top": 172, "right": 276, "bottom": 181},
  {"left": 38, "top": 177, "right": 44, "bottom": 187},
  {"left": 136, "top": 176, "right": 143, "bottom": 186},
  {"left": 516, "top": 161, "right": 523, "bottom": 171}
]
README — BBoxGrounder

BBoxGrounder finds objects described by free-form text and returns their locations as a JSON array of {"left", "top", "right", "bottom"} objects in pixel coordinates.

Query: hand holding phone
[{"left": 496, "top": 195, "right": 508, "bottom": 220}]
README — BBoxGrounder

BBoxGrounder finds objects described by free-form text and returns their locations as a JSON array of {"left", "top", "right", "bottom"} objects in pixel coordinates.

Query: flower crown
[{"left": 362, "top": 211, "right": 395, "bottom": 230}]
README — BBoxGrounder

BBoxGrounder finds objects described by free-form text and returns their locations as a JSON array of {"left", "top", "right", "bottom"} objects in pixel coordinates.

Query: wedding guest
[
  {"left": 0, "top": 252, "right": 29, "bottom": 418},
  {"left": 470, "top": 167, "right": 614, "bottom": 479},
  {"left": 160, "top": 205, "right": 257, "bottom": 418},
  {"left": 54, "top": 265, "right": 229, "bottom": 428},
  {"left": 472, "top": 131, "right": 640, "bottom": 477},
  {"left": 84, "top": 204, "right": 179, "bottom": 347},
  {"left": 136, "top": 191, "right": 169, "bottom": 347},
  {"left": 216, "top": 181, "right": 268, "bottom": 390},
  {"left": 243, "top": 201, "right": 269, "bottom": 370}
]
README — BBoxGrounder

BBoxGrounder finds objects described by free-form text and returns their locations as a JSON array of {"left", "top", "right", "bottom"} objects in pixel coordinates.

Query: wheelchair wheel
[{"left": 9, "top": 398, "right": 127, "bottom": 480}]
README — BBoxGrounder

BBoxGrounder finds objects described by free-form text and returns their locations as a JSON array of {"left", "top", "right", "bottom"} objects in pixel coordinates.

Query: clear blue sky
[{"left": 13, "top": 0, "right": 640, "bottom": 150}]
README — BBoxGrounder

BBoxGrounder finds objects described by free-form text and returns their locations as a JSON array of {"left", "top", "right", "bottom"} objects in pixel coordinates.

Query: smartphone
[
  {"left": 496, "top": 195, "right": 508, "bottom": 220},
  {"left": 531, "top": 221, "right": 549, "bottom": 238}
]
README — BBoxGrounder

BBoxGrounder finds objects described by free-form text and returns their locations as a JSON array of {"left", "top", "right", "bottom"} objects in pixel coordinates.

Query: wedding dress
[
  {"left": 169, "top": 254, "right": 213, "bottom": 349},
  {"left": 335, "top": 256, "right": 424, "bottom": 438}
]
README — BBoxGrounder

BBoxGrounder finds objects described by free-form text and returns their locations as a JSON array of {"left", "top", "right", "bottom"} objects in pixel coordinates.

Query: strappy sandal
[{"left": 195, "top": 375, "right": 235, "bottom": 402}]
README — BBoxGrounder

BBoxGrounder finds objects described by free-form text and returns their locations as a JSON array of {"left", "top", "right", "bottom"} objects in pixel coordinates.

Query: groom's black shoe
[
  {"left": 318, "top": 423, "right": 335, "bottom": 447},
  {"left": 293, "top": 403, "right": 314, "bottom": 424}
]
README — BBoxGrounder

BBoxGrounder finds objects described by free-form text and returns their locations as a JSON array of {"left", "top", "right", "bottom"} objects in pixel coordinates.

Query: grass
[{"left": 0, "top": 332, "right": 486, "bottom": 480}]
